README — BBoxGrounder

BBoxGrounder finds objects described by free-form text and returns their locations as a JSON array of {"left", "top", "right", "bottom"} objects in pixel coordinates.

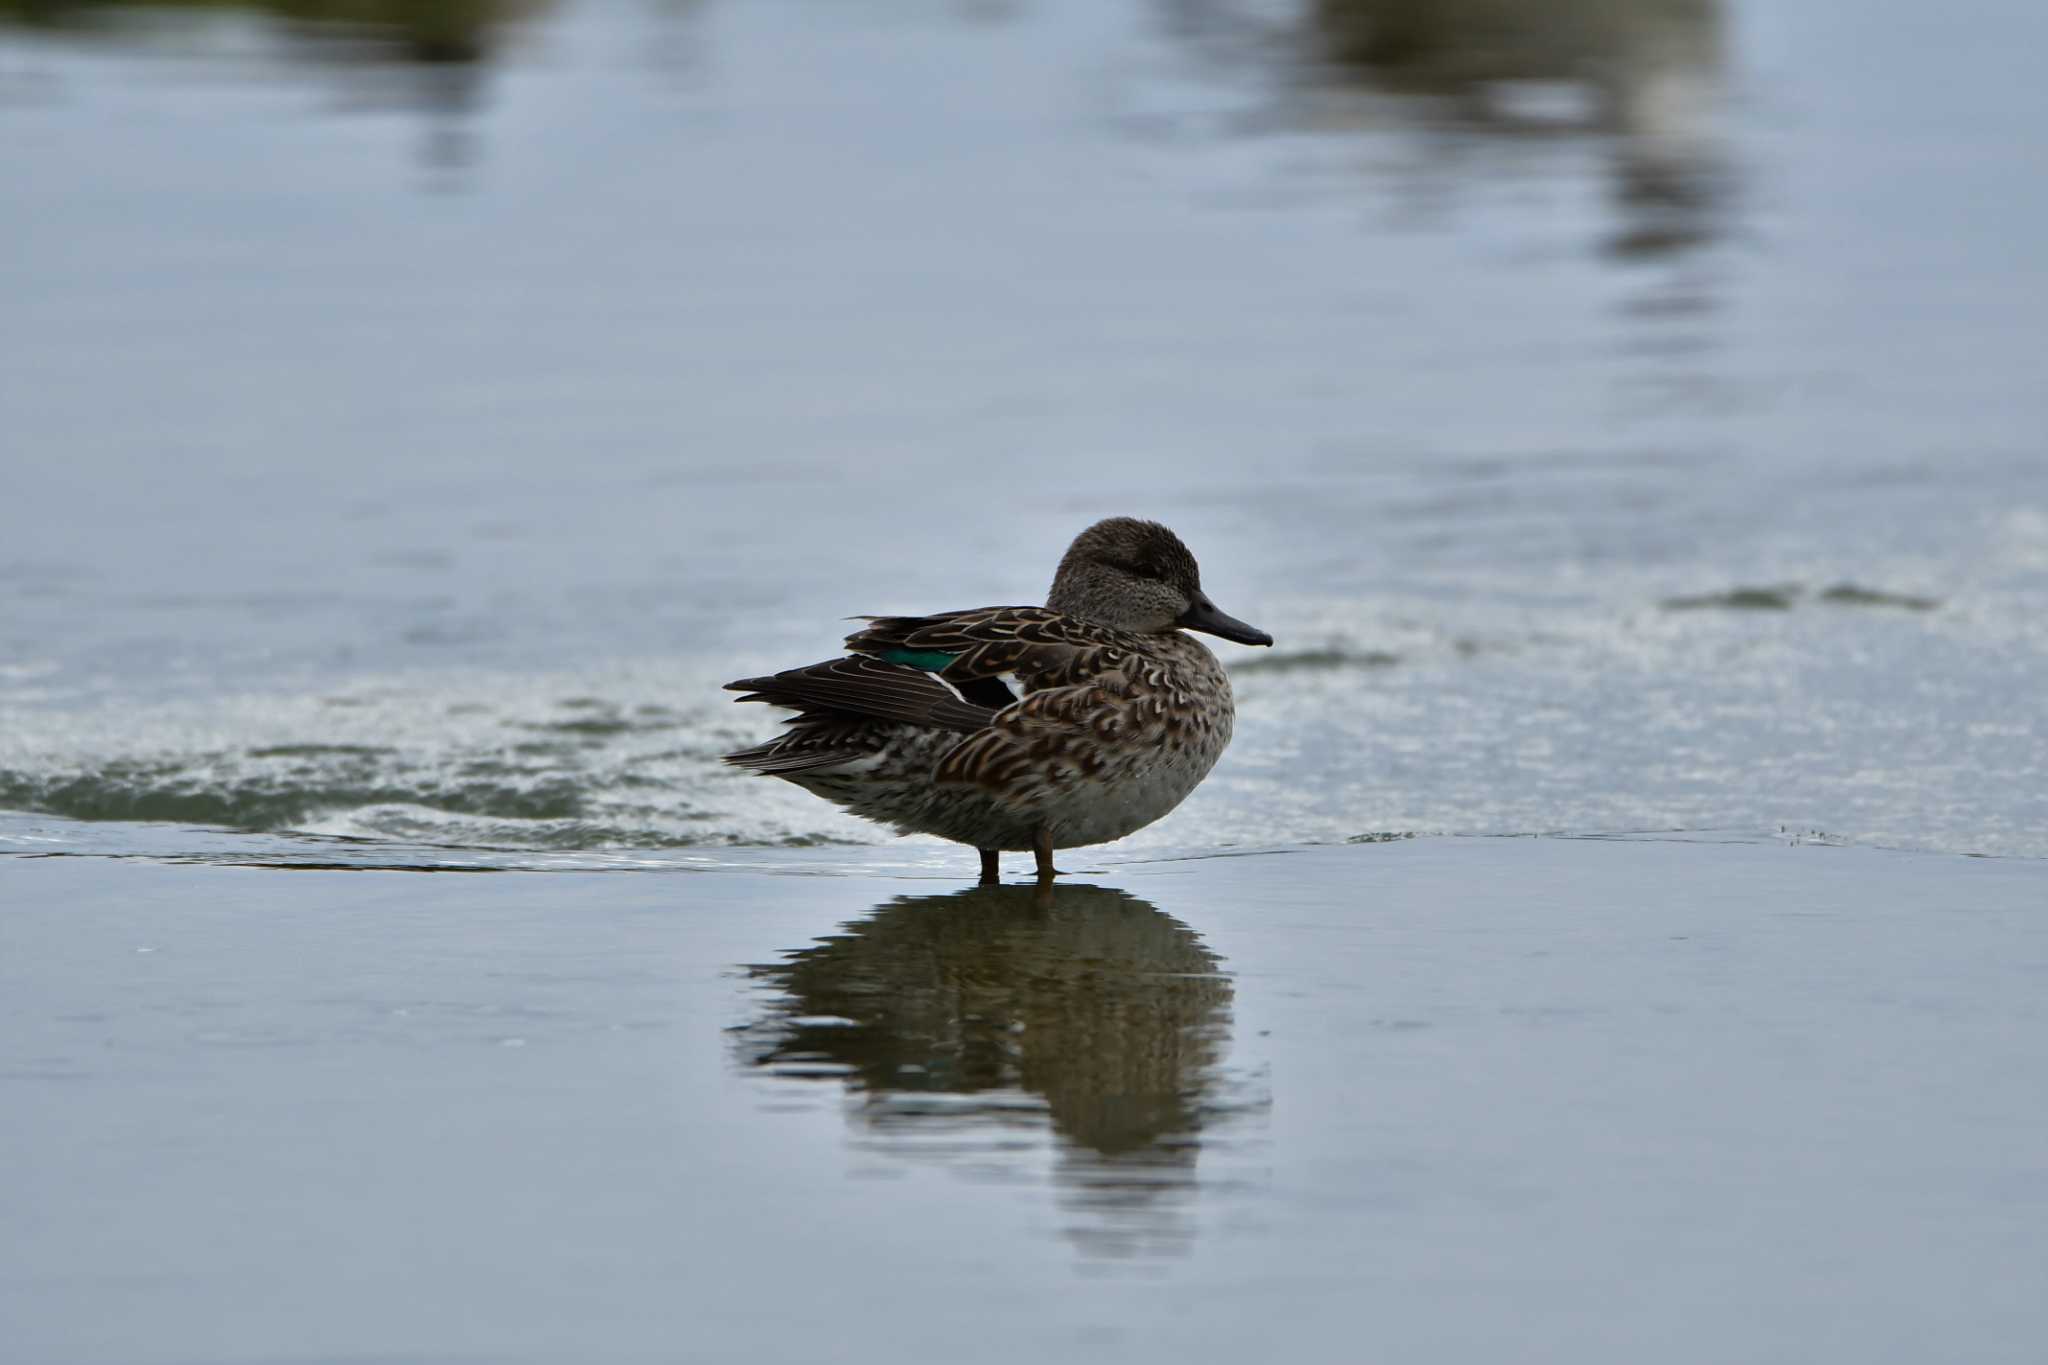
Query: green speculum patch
[{"left": 879, "top": 648, "right": 961, "bottom": 672}]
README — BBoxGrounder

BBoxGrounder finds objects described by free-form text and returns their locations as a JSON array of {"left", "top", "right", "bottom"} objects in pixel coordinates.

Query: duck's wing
[
  {"left": 726, "top": 608, "right": 1139, "bottom": 779},
  {"left": 845, "top": 606, "right": 1138, "bottom": 700},
  {"left": 722, "top": 655, "right": 1000, "bottom": 776},
  {"left": 725, "top": 656, "right": 997, "bottom": 733},
  {"left": 847, "top": 608, "right": 1151, "bottom": 790}
]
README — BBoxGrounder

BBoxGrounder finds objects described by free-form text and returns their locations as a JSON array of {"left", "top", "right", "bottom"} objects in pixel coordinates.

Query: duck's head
[{"left": 1047, "top": 517, "right": 1274, "bottom": 647}]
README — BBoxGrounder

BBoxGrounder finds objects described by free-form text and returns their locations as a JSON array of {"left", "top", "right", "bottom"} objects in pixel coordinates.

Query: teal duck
[{"left": 724, "top": 517, "right": 1272, "bottom": 882}]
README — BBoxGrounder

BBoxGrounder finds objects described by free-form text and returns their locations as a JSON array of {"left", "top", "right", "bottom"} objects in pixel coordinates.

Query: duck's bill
[{"left": 1178, "top": 594, "right": 1274, "bottom": 647}]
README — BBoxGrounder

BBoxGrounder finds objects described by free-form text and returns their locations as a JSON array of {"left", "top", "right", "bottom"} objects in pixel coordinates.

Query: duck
[{"left": 723, "top": 517, "right": 1273, "bottom": 882}]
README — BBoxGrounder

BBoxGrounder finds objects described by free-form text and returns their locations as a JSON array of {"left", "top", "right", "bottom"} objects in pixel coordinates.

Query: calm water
[
  {"left": 3, "top": 0, "right": 2046, "bottom": 861},
  {"left": 7, "top": 843, "right": 2048, "bottom": 1362}
]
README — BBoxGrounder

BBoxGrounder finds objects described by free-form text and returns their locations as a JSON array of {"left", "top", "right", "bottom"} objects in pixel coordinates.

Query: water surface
[
  {"left": 6, "top": 842, "right": 2045, "bottom": 1362},
  {"left": 6, "top": 13, "right": 2046, "bottom": 1360},
  {"left": 3, "top": 0, "right": 2045, "bottom": 857}
]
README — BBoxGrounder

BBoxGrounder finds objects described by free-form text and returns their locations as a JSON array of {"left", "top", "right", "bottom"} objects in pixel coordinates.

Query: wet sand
[{"left": 7, "top": 836, "right": 2044, "bottom": 1364}]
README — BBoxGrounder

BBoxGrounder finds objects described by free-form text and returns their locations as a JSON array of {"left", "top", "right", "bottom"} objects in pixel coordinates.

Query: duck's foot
[
  {"left": 978, "top": 849, "right": 1000, "bottom": 885},
  {"left": 1033, "top": 828, "right": 1060, "bottom": 881}
]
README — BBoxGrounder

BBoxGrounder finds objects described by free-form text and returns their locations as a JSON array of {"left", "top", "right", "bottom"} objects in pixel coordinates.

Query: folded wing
[
  {"left": 725, "top": 608, "right": 1144, "bottom": 781},
  {"left": 725, "top": 655, "right": 996, "bottom": 733}
]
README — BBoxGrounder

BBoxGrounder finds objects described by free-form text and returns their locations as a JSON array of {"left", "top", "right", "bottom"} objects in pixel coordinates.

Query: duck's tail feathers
[{"left": 721, "top": 738, "right": 865, "bottom": 776}]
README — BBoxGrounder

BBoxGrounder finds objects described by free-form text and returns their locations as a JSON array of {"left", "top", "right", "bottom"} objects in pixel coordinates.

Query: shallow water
[
  {"left": 4, "top": 0, "right": 2047, "bottom": 859},
  {"left": 7, "top": 841, "right": 2047, "bottom": 1363}
]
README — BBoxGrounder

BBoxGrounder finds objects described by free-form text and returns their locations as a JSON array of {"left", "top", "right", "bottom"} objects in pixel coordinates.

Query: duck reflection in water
[{"left": 737, "top": 882, "right": 1240, "bottom": 1259}]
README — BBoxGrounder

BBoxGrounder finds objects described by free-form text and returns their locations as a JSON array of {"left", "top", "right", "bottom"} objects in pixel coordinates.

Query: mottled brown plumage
[{"left": 723, "top": 518, "right": 1272, "bottom": 881}]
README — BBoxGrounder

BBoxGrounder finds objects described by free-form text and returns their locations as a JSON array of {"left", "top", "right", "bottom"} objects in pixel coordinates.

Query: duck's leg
[
  {"left": 1033, "top": 828, "right": 1058, "bottom": 882},
  {"left": 978, "top": 849, "right": 1000, "bottom": 885}
]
